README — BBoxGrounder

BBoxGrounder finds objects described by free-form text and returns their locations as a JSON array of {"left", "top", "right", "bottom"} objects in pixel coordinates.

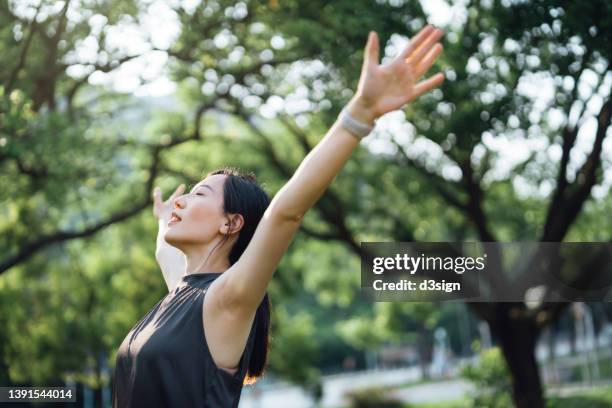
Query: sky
[{"left": 11, "top": 0, "right": 612, "bottom": 199}]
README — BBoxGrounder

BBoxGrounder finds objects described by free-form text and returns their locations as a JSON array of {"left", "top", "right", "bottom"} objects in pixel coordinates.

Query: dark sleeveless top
[{"left": 112, "top": 272, "right": 257, "bottom": 408}]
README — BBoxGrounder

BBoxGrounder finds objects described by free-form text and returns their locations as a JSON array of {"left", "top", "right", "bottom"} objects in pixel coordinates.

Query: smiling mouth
[{"left": 169, "top": 212, "right": 182, "bottom": 224}]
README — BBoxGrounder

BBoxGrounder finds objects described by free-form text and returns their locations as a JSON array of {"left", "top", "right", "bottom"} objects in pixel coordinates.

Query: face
[{"left": 164, "top": 174, "right": 229, "bottom": 250}]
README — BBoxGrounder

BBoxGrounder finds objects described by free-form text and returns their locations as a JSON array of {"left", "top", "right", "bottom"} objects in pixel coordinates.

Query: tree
[
  {"left": 164, "top": 1, "right": 610, "bottom": 406},
  {"left": 2, "top": 2, "right": 611, "bottom": 407}
]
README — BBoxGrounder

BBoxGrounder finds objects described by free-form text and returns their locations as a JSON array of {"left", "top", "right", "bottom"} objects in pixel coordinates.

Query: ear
[{"left": 222, "top": 214, "right": 245, "bottom": 236}]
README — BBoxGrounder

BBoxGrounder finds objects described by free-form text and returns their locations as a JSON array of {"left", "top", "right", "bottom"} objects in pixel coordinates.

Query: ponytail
[{"left": 244, "top": 293, "right": 270, "bottom": 384}]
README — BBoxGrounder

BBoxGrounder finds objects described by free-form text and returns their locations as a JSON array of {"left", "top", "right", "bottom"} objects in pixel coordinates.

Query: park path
[{"left": 239, "top": 366, "right": 473, "bottom": 408}]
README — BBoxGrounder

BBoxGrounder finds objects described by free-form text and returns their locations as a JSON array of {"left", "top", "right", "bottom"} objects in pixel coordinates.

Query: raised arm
[
  {"left": 211, "top": 26, "right": 445, "bottom": 313},
  {"left": 153, "top": 184, "right": 187, "bottom": 291}
]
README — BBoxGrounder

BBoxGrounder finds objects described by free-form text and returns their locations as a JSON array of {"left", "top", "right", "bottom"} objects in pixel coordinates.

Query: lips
[{"left": 169, "top": 212, "right": 182, "bottom": 223}]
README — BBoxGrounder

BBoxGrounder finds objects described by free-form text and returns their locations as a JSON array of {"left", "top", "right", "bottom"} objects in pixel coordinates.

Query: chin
[{"left": 163, "top": 228, "right": 184, "bottom": 250}]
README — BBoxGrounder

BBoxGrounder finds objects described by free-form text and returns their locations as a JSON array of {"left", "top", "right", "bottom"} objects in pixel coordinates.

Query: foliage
[
  {"left": 461, "top": 347, "right": 513, "bottom": 408},
  {"left": 0, "top": 2, "right": 611, "bottom": 408},
  {"left": 266, "top": 305, "right": 320, "bottom": 385},
  {"left": 345, "top": 386, "right": 404, "bottom": 408},
  {"left": 547, "top": 387, "right": 612, "bottom": 408}
]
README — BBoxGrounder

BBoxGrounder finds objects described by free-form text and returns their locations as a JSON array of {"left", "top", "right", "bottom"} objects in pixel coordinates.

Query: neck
[{"left": 182, "top": 240, "right": 231, "bottom": 275}]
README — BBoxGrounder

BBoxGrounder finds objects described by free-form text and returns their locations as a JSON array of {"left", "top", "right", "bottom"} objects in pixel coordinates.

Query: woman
[{"left": 112, "top": 25, "right": 444, "bottom": 408}]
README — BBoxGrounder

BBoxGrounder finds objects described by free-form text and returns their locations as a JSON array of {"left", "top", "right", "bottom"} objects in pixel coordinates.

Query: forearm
[
  {"left": 156, "top": 219, "right": 186, "bottom": 291},
  {"left": 270, "top": 99, "right": 373, "bottom": 220}
]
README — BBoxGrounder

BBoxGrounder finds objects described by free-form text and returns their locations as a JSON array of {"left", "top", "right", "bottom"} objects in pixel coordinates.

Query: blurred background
[{"left": 1, "top": 0, "right": 612, "bottom": 407}]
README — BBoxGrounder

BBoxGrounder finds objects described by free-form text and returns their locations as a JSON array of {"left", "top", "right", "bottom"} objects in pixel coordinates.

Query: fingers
[
  {"left": 414, "top": 43, "right": 443, "bottom": 78},
  {"left": 153, "top": 186, "right": 162, "bottom": 205},
  {"left": 363, "top": 31, "right": 380, "bottom": 70},
  {"left": 412, "top": 72, "right": 445, "bottom": 98},
  {"left": 405, "top": 28, "right": 444, "bottom": 67},
  {"left": 153, "top": 183, "right": 185, "bottom": 206},
  {"left": 398, "top": 25, "right": 435, "bottom": 61},
  {"left": 168, "top": 183, "right": 186, "bottom": 202}
]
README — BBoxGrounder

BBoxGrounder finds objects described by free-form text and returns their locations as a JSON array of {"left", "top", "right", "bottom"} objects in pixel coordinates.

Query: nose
[{"left": 173, "top": 196, "right": 185, "bottom": 209}]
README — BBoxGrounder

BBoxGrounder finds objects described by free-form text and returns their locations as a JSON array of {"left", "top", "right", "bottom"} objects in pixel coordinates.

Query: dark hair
[{"left": 206, "top": 166, "right": 271, "bottom": 385}]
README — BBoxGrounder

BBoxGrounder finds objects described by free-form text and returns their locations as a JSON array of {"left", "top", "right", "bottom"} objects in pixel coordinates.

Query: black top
[{"left": 112, "top": 272, "right": 257, "bottom": 408}]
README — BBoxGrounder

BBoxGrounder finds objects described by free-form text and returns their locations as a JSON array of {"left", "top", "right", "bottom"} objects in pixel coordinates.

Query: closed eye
[{"left": 196, "top": 193, "right": 205, "bottom": 196}]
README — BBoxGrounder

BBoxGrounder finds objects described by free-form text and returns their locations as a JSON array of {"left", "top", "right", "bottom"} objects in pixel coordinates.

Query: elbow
[
  {"left": 266, "top": 201, "right": 304, "bottom": 224},
  {"left": 267, "top": 209, "right": 304, "bottom": 225},
  {"left": 267, "top": 183, "right": 309, "bottom": 223}
]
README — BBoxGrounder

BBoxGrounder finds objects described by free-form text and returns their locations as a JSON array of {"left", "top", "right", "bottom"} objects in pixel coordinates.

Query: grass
[
  {"left": 404, "top": 399, "right": 468, "bottom": 408},
  {"left": 547, "top": 387, "right": 612, "bottom": 408},
  {"left": 397, "top": 385, "right": 612, "bottom": 408},
  {"left": 332, "top": 381, "right": 612, "bottom": 408}
]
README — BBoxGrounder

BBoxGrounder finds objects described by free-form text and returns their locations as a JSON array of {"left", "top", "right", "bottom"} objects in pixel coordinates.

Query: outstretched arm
[
  {"left": 211, "top": 25, "right": 445, "bottom": 312},
  {"left": 272, "top": 26, "right": 445, "bottom": 221},
  {"left": 153, "top": 184, "right": 187, "bottom": 291}
]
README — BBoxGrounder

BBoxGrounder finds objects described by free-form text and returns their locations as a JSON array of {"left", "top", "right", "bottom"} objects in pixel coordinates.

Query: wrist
[
  {"left": 346, "top": 97, "right": 377, "bottom": 125},
  {"left": 158, "top": 217, "right": 170, "bottom": 229}
]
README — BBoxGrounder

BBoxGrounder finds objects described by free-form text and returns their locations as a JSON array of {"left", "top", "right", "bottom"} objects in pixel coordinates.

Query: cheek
[
  {"left": 190, "top": 202, "right": 220, "bottom": 223},
  {"left": 165, "top": 200, "right": 223, "bottom": 244},
  {"left": 185, "top": 202, "right": 222, "bottom": 234}
]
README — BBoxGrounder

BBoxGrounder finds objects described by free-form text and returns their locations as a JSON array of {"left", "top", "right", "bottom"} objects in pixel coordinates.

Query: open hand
[
  {"left": 152, "top": 184, "right": 185, "bottom": 221},
  {"left": 348, "top": 25, "right": 445, "bottom": 124}
]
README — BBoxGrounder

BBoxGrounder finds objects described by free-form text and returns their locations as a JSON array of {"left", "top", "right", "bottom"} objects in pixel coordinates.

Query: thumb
[
  {"left": 364, "top": 31, "right": 379, "bottom": 69},
  {"left": 153, "top": 186, "right": 161, "bottom": 203},
  {"left": 170, "top": 183, "right": 186, "bottom": 201}
]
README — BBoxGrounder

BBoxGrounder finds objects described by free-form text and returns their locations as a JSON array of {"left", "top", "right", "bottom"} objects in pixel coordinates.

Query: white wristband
[{"left": 339, "top": 108, "right": 375, "bottom": 140}]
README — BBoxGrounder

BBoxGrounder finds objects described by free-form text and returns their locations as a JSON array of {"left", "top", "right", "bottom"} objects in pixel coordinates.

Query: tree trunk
[
  {"left": 546, "top": 325, "right": 558, "bottom": 384},
  {"left": 491, "top": 309, "right": 545, "bottom": 408},
  {"left": 417, "top": 327, "right": 433, "bottom": 380},
  {"left": 92, "top": 386, "right": 102, "bottom": 408},
  {"left": 569, "top": 312, "right": 577, "bottom": 355}
]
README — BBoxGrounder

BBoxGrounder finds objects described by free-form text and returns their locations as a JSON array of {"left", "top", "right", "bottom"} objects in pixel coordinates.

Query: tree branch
[
  {"left": 542, "top": 93, "right": 611, "bottom": 241},
  {"left": 0, "top": 147, "right": 161, "bottom": 274},
  {"left": 543, "top": 51, "right": 598, "bottom": 240},
  {"left": 298, "top": 223, "right": 339, "bottom": 240},
  {"left": 1, "top": 101, "right": 214, "bottom": 274},
  {"left": 390, "top": 136, "right": 467, "bottom": 212},
  {"left": 460, "top": 159, "right": 496, "bottom": 242},
  {"left": 4, "top": 1, "right": 43, "bottom": 93}
]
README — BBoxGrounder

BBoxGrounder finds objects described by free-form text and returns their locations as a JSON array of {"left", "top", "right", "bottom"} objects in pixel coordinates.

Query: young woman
[{"left": 112, "top": 25, "right": 444, "bottom": 408}]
